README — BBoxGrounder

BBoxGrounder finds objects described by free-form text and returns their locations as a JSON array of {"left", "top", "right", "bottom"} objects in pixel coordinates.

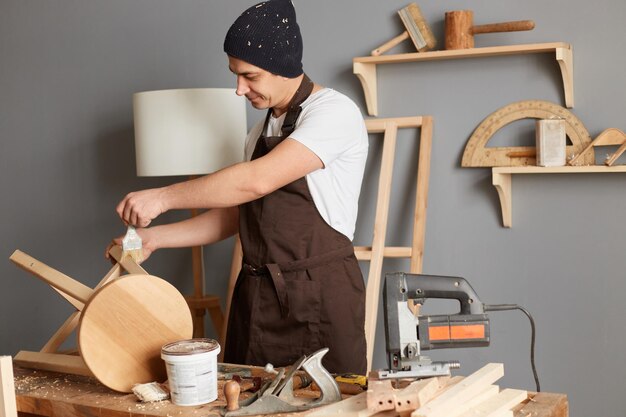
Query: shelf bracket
[
  {"left": 353, "top": 62, "right": 378, "bottom": 116},
  {"left": 492, "top": 170, "right": 512, "bottom": 228},
  {"left": 556, "top": 46, "right": 574, "bottom": 108}
]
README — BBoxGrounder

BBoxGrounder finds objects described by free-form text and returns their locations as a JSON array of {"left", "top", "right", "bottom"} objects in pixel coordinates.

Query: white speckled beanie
[{"left": 224, "top": 0, "right": 303, "bottom": 78}]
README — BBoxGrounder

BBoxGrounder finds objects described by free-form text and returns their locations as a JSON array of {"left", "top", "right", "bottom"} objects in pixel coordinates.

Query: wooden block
[
  {"left": 513, "top": 392, "right": 568, "bottom": 417},
  {"left": 463, "top": 388, "right": 527, "bottom": 417},
  {"left": 536, "top": 119, "right": 566, "bottom": 167},
  {"left": 394, "top": 377, "right": 444, "bottom": 413},
  {"left": 0, "top": 356, "right": 18, "bottom": 417},
  {"left": 367, "top": 379, "right": 395, "bottom": 412},
  {"left": 412, "top": 363, "right": 504, "bottom": 417}
]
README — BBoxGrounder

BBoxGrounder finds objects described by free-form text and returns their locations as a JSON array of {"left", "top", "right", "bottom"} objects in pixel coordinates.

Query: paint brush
[{"left": 121, "top": 225, "right": 143, "bottom": 264}]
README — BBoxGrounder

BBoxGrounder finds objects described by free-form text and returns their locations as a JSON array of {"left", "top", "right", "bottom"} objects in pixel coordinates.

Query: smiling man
[{"left": 112, "top": 0, "right": 368, "bottom": 374}]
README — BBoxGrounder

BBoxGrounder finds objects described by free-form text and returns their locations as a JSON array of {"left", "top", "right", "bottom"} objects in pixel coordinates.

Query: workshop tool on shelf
[
  {"left": 568, "top": 127, "right": 626, "bottom": 166},
  {"left": 377, "top": 272, "right": 488, "bottom": 380},
  {"left": 353, "top": 116, "right": 433, "bottom": 372},
  {"left": 372, "top": 3, "right": 436, "bottom": 56},
  {"left": 445, "top": 10, "right": 535, "bottom": 49},
  {"left": 223, "top": 348, "right": 341, "bottom": 416},
  {"left": 9, "top": 245, "right": 193, "bottom": 392},
  {"left": 462, "top": 100, "right": 593, "bottom": 167}
]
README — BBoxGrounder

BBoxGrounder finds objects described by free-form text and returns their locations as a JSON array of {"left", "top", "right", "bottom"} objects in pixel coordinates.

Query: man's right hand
[{"left": 116, "top": 188, "right": 168, "bottom": 228}]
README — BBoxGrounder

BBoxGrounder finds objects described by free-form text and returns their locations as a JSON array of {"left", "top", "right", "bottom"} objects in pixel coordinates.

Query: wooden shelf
[
  {"left": 492, "top": 165, "right": 626, "bottom": 227},
  {"left": 353, "top": 42, "right": 573, "bottom": 116}
]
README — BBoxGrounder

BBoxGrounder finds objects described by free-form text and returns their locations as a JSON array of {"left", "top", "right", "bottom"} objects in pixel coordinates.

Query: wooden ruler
[{"left": 462, "top": 100, "right": 594, "bottom": 167}]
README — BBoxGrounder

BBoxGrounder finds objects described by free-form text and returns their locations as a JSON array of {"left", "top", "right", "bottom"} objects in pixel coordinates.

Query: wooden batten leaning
[{"left": 355, "top": 116, "right": 433, "bottom": 371}]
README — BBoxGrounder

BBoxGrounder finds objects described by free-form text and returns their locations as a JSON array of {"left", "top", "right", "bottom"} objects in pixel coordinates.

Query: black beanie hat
[{"left": 224, "top": 0, "right": 303, "bottom": 78}]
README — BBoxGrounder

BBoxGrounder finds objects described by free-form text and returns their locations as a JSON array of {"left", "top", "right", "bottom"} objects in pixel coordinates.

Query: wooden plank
[
  {"left": 412, "top": 363, "right": 504, "bottom": 417},
  {"left": 463, "top": 388, "right": 527, "bottom": 417},
  {"left": 9, "top": 250, "right": 93, "bottom": 305},
  {"left": 449, "top": 385, "right": 500, "bottom": 417},
  {"left": 13, "top": 352, "right": 93, "bottom": 377},
  {"left": 0, "top": 356, "right": 18, "bottom": 417}
]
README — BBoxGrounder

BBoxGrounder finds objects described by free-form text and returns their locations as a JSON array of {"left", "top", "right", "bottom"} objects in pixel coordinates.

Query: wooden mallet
[
  {"left": 445, "top": 10, "right": 535, "bottom": 50},
  {"left": 372, "top": 3, "right": 436, "bottom": 56}
]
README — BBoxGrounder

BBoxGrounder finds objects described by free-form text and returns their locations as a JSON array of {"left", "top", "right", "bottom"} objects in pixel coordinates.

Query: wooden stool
[{"left": 9, "top": 246, "right": 193, "bottom": 392}]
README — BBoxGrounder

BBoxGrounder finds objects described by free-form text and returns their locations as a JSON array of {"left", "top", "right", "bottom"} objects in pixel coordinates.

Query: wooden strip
[
  {"left": 464, "top": 389, "right": 527, "bottom": 417},
  {"left": 0, "top": 356, "right": 18, "bottom": 417},
  {"left": 354, "top": 246, "right": 412, "bottom": 259},
  {"left": 13, "top": 351, "right": 93, "bottom": 377},
  {"left": 365, "top": 116, "right": 423, "bottom": 132},
  {"left": 412, "top": 363, "right": 504, "bottom": 417},
  {"left": 107, "top": 245, "right": 148, "bottom": 275},
  {"left": 410, "top": 115, "right": 432, "bottom": 273},
  {"left": 9, "top": 250, "right": 93, "bottom": 305},
  {"left": 364, "top": 122, "right": 398, "bottom": 371}
]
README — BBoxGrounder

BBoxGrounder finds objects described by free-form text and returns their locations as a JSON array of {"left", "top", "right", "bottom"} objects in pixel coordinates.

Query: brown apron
[{"left": 224, "top": 75, "right": 367, "bottom": 374}]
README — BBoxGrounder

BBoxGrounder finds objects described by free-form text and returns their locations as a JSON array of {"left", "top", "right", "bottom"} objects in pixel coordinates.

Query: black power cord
[{"left": 483, "top": 303, "right": 541, "bottom": 392}]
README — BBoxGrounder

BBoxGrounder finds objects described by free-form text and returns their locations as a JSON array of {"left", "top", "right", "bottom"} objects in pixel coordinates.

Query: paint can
[{"left": 161, "top": 338, "right": 221, "bottom": 406}]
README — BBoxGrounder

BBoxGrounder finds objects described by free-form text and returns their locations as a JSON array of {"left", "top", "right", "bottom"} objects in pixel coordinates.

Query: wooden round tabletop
[{"left": 78, "top": 274, "right": 193, "bottom": 392}]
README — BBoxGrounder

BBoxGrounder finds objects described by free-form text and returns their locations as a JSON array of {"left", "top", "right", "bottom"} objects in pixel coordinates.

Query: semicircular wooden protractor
[
  {"left": 78, "top": 274, "right": 193, "bottom": 392},
  {"left": 462, "top": 100, "right": 594, "bottom": 167}
]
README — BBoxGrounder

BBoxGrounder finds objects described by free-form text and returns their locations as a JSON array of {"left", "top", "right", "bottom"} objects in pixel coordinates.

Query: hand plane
[
  {"left": 377, "top": 272, "right": 490, "bottom": 380},
  {"left": 223, "top": 348, "right": 341, "bottom": 416}
]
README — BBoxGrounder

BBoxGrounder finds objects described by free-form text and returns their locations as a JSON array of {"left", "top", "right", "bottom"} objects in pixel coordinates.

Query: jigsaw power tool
[{"left": 378, "top": 272, "right": 491, "bottom": 380}]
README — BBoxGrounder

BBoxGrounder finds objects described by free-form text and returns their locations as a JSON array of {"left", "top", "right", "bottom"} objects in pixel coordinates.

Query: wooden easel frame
[
  {"left": 8, "top": 246, "right": 147, "bottom": 376},
  {"left": 356, "top": 116, "right": 433, "bottom": 371}
]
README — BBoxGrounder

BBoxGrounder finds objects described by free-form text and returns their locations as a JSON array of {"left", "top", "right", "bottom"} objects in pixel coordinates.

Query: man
[{"left": 111, "top": 0, "right": 368, "bottom": 374}]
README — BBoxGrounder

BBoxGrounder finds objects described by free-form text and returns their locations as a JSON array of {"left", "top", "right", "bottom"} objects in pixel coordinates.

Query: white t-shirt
[{"left": 243, "top": 88, "right": 368, "bottom": 240}]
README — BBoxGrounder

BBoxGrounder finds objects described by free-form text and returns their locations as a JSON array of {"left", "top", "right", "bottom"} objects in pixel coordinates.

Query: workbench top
[{"left": 13, "top": 366, "right": 567, "bottom": 417}]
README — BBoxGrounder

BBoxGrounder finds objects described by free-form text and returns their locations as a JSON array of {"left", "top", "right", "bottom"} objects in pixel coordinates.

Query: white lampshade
[{"left": 133, "top": 88, "right": 247, "bottom": 177}]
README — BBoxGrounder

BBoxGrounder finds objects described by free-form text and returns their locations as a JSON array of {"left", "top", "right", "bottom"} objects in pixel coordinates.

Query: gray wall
[{"left": 1, "top": 1, "right": 625, "bottom": 416}]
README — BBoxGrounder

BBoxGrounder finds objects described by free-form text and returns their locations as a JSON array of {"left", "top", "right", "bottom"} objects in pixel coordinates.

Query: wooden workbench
[{"left": 13, "top": 366, "right": 568, "bottom": 417}]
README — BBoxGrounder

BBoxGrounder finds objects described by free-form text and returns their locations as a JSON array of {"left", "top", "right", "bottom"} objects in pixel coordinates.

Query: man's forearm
[
  {"left": 148, "top": 206, "right": 239, "bottom": 251},
  {"left": 162, "top": 162, "right": 265, "bottom": 211}
]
